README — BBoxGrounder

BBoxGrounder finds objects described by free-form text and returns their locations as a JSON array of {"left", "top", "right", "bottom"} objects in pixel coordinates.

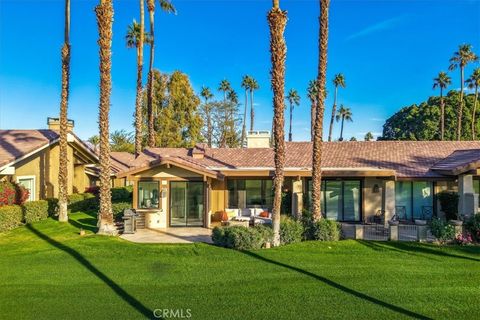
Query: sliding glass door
[{"left": 170, "top": 181, "right": 204, "bottom": 227}]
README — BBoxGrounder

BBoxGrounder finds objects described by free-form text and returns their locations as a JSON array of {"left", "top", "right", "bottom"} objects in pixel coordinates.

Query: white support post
[{"left": 383, "top": 180, "right": 395, "bottom": 226}]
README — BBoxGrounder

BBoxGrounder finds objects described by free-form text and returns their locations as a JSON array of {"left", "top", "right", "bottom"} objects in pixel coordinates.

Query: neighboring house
[
  {"left": 115, "top": 132, "right": 480, "bottom": 229},
  {"left": 0, "top": 118, "right": 99, "bottom": 201}
]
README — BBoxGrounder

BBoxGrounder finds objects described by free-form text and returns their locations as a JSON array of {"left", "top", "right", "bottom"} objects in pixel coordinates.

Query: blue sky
[{"left": 1, "top": 0, "right": 479, "bottom": 141}]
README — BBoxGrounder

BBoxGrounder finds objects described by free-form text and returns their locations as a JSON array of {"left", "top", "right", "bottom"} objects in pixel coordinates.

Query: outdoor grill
[{"left": 122, "top": 209, "right": 138, "bottom": 234}]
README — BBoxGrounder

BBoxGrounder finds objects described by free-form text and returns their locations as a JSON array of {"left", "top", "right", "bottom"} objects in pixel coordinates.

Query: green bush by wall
[
  {"left": 0, "top": 205, "right": 23, "bottom": 232},
  {"left": 23, "top": 200, "right": 49, "bottom": 223},
  {"left": 280, "top": 215, "right": 304, "bottom": 245}
]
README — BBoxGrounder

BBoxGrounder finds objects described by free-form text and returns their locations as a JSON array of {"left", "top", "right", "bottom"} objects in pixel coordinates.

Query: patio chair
[
  {"left": 421, "top": 206, "right": 433, "bottom": 220},
  {"left": 395, "top": 206, "right": 408, "bottom": 222}
]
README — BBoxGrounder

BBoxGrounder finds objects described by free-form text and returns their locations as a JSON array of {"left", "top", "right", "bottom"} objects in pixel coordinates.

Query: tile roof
[
  {"left": 121, "top": 141, "right": 480, "bottom": 179},
  {"left": 0, "top": 130, "right": 59, "bottom": 168},
  {"left": 430, "top": 149, "right": 480, "bottom": 175}
]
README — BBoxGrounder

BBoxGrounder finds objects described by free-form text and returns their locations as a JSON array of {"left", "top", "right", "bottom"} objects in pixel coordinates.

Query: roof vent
[{"left": 246, "top": 131, "right": 271, "bottom": 148}]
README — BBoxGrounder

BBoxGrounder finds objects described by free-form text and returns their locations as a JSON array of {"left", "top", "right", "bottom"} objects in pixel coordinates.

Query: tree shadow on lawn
[
  {"left": 357, "top": 240, "right": 441, "bottom": 261},
  {"left": 241, "top": 250, "right": 431, "bottom": 320},
  {"left": 26, "top": 224, "right": 156, "bottom": 319},
  {"left": 362, "top": 241, "right": 480, "bottom": 263}
]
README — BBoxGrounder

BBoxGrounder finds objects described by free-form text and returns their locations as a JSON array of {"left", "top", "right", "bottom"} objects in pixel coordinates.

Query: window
[
  {"left": 227, "top": 179, "right": 274, "bottom": 209},
  {"left": 395, "top": 181, "right": 433, "bottom": 220},
  {"left": 306, "top": 179, "right": 361, "bottom": 222},
  {"left": 138, "top": 181, "right": 159, "bottom": 209},
  {"left": 17, "top": 176, "right": 35, "bottom": 201}
]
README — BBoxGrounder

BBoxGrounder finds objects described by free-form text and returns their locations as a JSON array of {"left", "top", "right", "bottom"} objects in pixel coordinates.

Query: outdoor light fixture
[{"left": 373, "top": 184, "right": 380, "bottom": 193}]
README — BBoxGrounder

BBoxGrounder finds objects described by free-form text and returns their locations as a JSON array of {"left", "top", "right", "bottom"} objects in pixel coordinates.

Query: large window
[
  {"left": 395, "top": 181, "right": 433, "bottom": 220},
  {"left": 227, "top": 179, "right": 273, "bottom": 209},
  {"left": 306, "top": 179, "right": 361, "bottom": 222},
  {"left": 138, "top": 181, "right": 159, "bottom": 209}
]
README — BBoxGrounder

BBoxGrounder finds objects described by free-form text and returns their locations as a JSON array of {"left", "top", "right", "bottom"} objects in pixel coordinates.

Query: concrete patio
[{"left": 120, "top": 227, "right": 213, "bottom": 244}]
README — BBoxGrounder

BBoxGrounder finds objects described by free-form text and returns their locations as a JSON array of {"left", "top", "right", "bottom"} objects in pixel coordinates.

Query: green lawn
[{"left": 0, "top": 212, "right": 479, "bottom": 320}]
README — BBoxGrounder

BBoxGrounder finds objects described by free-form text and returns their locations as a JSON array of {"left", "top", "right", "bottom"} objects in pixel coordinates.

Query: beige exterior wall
[
  {"left": 210, "top": 179, "right": 226, "bottom": 221},
  {"left": 363, "top": 178, "right": 383, "bottom": 221}
]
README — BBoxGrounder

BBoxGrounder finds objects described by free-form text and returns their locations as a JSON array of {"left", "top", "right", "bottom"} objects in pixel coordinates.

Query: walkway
[{"left": 120, "top": 227, "right": 212, "bottom": 244}]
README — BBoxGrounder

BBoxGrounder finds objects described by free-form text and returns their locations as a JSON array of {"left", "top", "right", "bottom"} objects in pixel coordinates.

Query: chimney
[
  {"left": 47, "top": 117, "right": 74, "bottom": 132},
  {"left": 191, "top": 143, "right": 206, "bottom": 159},
  {"left": 246, "top": 131, "right": 271, "bottom": 148}
]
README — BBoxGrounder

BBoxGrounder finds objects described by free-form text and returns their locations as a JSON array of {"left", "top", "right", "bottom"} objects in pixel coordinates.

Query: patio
[{"left": 120, "top": 227, "right": 213, "bottom": 244}]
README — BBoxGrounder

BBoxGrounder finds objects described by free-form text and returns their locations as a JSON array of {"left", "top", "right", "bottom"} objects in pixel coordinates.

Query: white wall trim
[{"left": 16, "top": 175, "right": 36, "bottom": 201}]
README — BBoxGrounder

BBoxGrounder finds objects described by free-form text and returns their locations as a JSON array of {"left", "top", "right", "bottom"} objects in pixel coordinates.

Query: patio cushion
[
  {"left": 259, "top": 211, "right": 269, "bottom": 218},
  {"left": 225, "top": 209, "right": 237, "bottom": 219},
  {"left": 240, "top": 208, "right": 252, "bottom": 217}
]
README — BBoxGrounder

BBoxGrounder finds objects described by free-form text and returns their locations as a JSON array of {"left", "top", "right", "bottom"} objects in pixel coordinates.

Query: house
[
  {"left": 0, "top": 118, "right": 99, "bottom": 201},
  {"left": 115, "top": 131, "right": 480, "bottom": 229}
]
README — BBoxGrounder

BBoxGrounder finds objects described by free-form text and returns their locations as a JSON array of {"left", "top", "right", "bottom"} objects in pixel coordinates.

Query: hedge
[
  {"left": 280, "top": 215, "right": 304, "bottom": 245},
  {"left": 212, "top": 226, "right": 272, "bottom": 250},
  {"left": 23, "top": 200, "right": 49, "bottom": 223},
  {"left": 0, "top": 205, "right": 23, "bottom": 232},
  {"left": 112, "top": 202, "right": 132, "bottom": 219}
]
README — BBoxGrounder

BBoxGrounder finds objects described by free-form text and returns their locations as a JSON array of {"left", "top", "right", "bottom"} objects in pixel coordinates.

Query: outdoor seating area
[{"left": 220, "top": 208, "right": 273, "bottom": 226}]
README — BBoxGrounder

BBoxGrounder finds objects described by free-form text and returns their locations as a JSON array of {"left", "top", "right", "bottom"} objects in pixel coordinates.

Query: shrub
[
  {"left": 280, "top": 215, "right": 304, "bottom": 245},
  {"left": 465, "top": 213, "right": 480, "bottom": 242},
  {"left": 429, "top": 217, "right": 455, "bottom": 243},
  {"left": 68, "top": 193, "right": 99, "bottom": 212},
  {"left": 112, "top": 202, "right": 132, "bottom": 219},
  {"left": 212, "top": 226, "right": 271, "bottom": 250},
  {"left": 254, "top": 224, "right": 274, "bottom": 244},
  {"left": 111, "top": 186, "right": 133, "bottom": 202},
  {"left": 437, "top": 192, "right": 459, "bottom": 220},
  {"left": 23, "top": 200, "right": 49, "bottom": 223},
  {"left": 46, "top": 198, "right": 59, "bottom": 216},
  {"left": 85, "top": 185, "right": 99, "bottom": 195},
  {"left": 313, "top": 219, "right": 341, "bottom": 241},
  {"left": 454, "top": 233, "right": 473, "bottom": 245},
  {"left": 0, "top": 205, "right": 23, "bottom": 232},
  {"left": 0, "top": 181, "right": 29, "bottom": 206}
]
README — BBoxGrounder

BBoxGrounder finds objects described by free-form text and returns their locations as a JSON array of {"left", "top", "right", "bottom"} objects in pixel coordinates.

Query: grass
[{"left": 0, "top": 212, "right": 479, "bottom": 319}]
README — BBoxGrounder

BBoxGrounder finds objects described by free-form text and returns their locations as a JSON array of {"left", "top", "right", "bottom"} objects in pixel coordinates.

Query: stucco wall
[
  {"left": 363, "top": 178, "right": 383, "bottom": 221},
  {"left": 13, "top": 149, "right": 48, "bottom": 200}
]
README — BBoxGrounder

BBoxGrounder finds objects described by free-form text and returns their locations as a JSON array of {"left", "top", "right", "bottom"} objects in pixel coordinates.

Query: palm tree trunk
[
  {"left": 312, "top": 0, "right": 330, "bottom": 221},
  {"left": 147, "top": 1, "right": 156, "bottom": 148},
  {"left": 250, "top": 89, "right": 255, "bottom": 132},
  {"left": 311, "top": 100, "right": 316, "bottom": 141},
  {"left": 457, "top": 67, "right": 464, "bottom": 141},
  {"left": 58, "top": 0, "right": 71, "bottom": 222},
  {"left": 339, "top": 116, "right": 345, "bottom": 141},
  {"left": 440, "top": 89, "right": 445, "bottom": 141},
  {"left": 241, "top": 90, "right": 248, "bottom": 146},
  {"left": 95, "top": 0, "right": 115, "bottom": 235},
  {"left": 268, "top": 2, "right": 287, "bottom": 247},
  {"left": 473, "top": 86, "right": 478, "bottom": 140},
  {"left": 206, "top": 102, "right": 212, "bottom": 147},
  {"left": 288, "top": 103, "right": 293, "bottom": 141},
  {"left": 328, "top": 86, "right": 337, "bottom": 142},
  {"left": 134, "top": 0, "right": 145, "bottom": 157}
]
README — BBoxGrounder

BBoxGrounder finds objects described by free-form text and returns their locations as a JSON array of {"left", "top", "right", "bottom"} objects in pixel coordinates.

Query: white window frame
[{"left": 16, "top": 175, "right": 36, "bottom": 201}]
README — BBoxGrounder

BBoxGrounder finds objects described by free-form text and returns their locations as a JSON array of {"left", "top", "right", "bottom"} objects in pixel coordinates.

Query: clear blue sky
[{"left": 1, "top": 0, "right": 479, "bottom": 141}]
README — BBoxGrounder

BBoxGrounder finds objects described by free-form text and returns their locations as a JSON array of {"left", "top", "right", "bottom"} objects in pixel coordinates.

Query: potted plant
[{"left": 437, "top": 191, "right": 462, "bottom": 225}]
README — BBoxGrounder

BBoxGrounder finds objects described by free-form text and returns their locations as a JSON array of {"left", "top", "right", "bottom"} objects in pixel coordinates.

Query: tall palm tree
[
  {"left": 218, "top": 79, "right": 232, "bottom": 147},
  {"left": 58, "top": 0, "right": 71, "bottom": 222},
  {"left": 307, "top": 80, "right": 318, "bottom": 141},
  {"left": 433, "top": 71, "right": 452, "bottom": 141},
  {"left": 328, "top": 73, "right": 346, "bottom": 142},
  {"left": 249, "top": 77, "right": 260, "bottom": 132},
  {"left": 286, "top": 89, "right": 300, "bottom": 142},
  {"left": 95, "top": 0, "right": 115, "bottom": 235},
  {"left": 267, "top": 0, "right": 287, "bottom": 246},
  {"left": 200, "top": 86, "right": 214, "bottom": 147},
  {"left": 311, "top": 0, "right": 330, "bottom": 221},
  {"left": 146, "top": 0, "right": 176, "bottom": 148},
  {"left": 241, "top": 75, "right": 251, "bottom": 146},
  {"left": 449, "top": 44, "right": 478, "bottom": 140},
  {"left": 466, "top": 68, "right": 480, "bottom": 140},
  {"left": 335, "top": 105, "right": 352, "bottom": 141}
]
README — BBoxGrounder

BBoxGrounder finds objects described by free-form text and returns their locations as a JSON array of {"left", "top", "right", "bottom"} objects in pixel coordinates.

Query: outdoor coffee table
[{"left": 222, "top": 219, "right": 249, "bottom": 227}]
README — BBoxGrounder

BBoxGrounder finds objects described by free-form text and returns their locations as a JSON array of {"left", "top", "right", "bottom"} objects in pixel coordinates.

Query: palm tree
[
  {"left": 249, "top": 77, "right": 260, "bottom": 132},
  {"left": 146, "top": 0, "right": 176, "bottom": 148},
  {"left": 328, "top": 73, "right": 346, "bottom": 142},
  {"left": 58, "top": 0, "right": 71, "bottom": 222},
  {"left": 267, "top": 0, "right": 287, "bottom": 246},
  {"left": 433, "top": 71, "right": 452, "bottom": 141},
  {"left": 95, "top": 0, "right": 115, "bottom": 235},
  {"left": 364, "top": 131, "right": 374, "bottom": 141},
  {"left": 311, "top": 0, "right": 330, "bottom": 221},
  {"left": 241, "top": 75, "right": 251, "bottom": 146},
  {"left": 286, "top": 89, "right": 300, "bottom": 142},
  {"left": 335, "top": 105, "right": 352, "bottom": 141},
  {"left": 307, "top": 80, "right": 318, "bottom": 141},
  {"left": 126, "top": 16, "right": 144, "bottom": 157},
  {"left": 218, "top": 79, "right": 232, "bottom": 147},
  {"left": 449, "top": 44, "right": 479, "bottom": 140},
  {"left": 88, "top": 135, "right": 100, "bottom": 153},
  {"left": 466, "top": 68, "right": 480, "bottom": 140},
  {"left": 200, "top": 86, "right": 214, "bottom": 147}
]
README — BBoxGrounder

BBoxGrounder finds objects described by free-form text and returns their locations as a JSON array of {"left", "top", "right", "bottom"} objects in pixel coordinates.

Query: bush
[
  {"left": 313, "top": 219, "right": 341, "bottom": 241},
  {"left": 0, "top": 205, "right": 23, "bottom": 232},
  {"left": 23, "top": 200, "right": 49, "bottom": 223},
  {"left": 465, "top": 213, "right": 480, "bottom": 242},
  {"left": 68, "top": 193, "right": 99, "bottom": 212},
  {"left": 0, "top": 181, "right": 29, "bottom": 206},
  {"left": 429, "top": 218, "right": 455, "bottom": 243},
  {"left": 280, "top": 215, "right": 304, "bottom": 245},
  {"left": 111, "top": 186, "right": 133, "bottom": 202},
  {"left": 46, "top": 198, "right": 59, "bottom": 216},
  {"left": 212, "top": 226, "right": 271, "bottom": 250},
  {"left": 112, "top": 202, "right": 132, "bottom": 219},
  {"left": 437, "top": 192, "right": 459, "bottom": 220}
]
